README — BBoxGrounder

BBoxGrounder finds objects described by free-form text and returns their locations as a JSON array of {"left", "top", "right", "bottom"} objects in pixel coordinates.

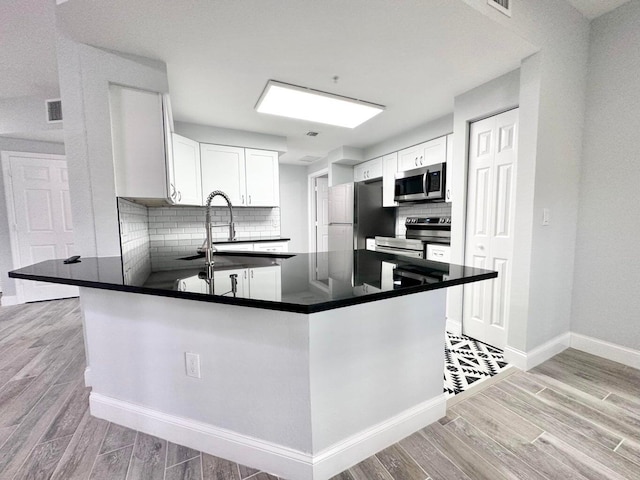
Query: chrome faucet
[{"left": 202, "top": 190, "right": 236, "bottom": 274}]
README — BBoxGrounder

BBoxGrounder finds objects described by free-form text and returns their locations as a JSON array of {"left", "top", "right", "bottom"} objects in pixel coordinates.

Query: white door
[
  {"left": 245, "top": 149, "right": 279, "bottom": 207},
  {"left": 200, "top": 144, "right": 246, "bottom": 206},
  {"left": 463, "top": 109, "right": 518, "bottom": 349},
  {"left": 3, "top": 152, "right": 79, "bottom": 302},
  {"left": 171, "top": 134, "right": 202, "bottom": 205},
  {"left": 315, "top": 176, "right": 329, "bottom": 253}
]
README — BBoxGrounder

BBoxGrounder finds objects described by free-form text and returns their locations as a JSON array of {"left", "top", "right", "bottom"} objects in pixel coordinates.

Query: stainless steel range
[{"left": 375, "top": 216, "right": 451, "bottom": 259}]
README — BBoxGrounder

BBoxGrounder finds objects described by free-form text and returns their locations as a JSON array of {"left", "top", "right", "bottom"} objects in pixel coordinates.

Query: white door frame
[
  {"left": 307, "top": 168, "right": 329, "bottom": 254},
  {"left": 307, "top": 168, "right": 329, "bottom": 294},
  {"left": 1, "top": 150, "right": 67, "bottom": 305},
  {"left": 461, "top": 108, "right": 519, "bottom": 349}
]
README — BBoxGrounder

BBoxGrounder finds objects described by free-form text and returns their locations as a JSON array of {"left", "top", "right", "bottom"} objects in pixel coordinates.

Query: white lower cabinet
[
  {"left": 215, "top": 243, "right": 254, "bottom": 252},
  {"left": 254, "top": 242, "right": 289, "bottom": 253},
  {"left": 214, "top": 268, "right": 248, "bottom": 297},
  {"left": 248, "top": 266, "right": 282, "bottom": 301},
  {"left": 213, "top": 241, "right": 289, "bottom": 252}
]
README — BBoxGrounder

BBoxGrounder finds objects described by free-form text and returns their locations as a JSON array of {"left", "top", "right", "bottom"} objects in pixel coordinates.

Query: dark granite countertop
[{"left": 9, "top": 250, "right": 497, "bottom": 314}]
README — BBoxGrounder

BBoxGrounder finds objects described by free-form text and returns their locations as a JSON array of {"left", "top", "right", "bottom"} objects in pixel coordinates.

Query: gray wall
[
  {"left": 0, "top": 137, "right": 65, "bottom": 297},
  {"left": 279, "top": 164, "right": 309, "bottom": 253},
  {"left": 570, "top": 1, "right": 640, "bottom": 350}
]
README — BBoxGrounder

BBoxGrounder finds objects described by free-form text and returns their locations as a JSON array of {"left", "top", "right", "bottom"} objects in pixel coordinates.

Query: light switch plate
[{"left": 542, "top": 208, "right": 551, "bottom": 226}]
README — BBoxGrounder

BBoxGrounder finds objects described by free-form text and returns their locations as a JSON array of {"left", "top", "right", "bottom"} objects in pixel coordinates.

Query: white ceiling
[
  {"left": 3, "top": 1, "right": 631, "bottom": 161},
  {"left": 55, "top": 0, "right": 539, "bottom": 163},
  {"left": 0, "top": 0, "right": 59, "bottom": 100},
  {"left": 566, "top": 0, "right": 631, "bottom": 19}
]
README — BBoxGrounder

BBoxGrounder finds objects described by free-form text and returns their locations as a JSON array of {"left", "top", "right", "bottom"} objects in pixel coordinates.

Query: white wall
[
  {"left": 56, "top": 32, "right": 170, "bottom": 259},
  {"left": 570, "top": 1, "right": 640, "bottom": 350},
  {"left": 0, "top": 138, "right": 65, "bottom": 297},
  {"left": 279, "top": 165, "right": 308, "bottom": 253},
  {"left": 363, "top": 114, "right": 453, "bottom": 161},
  {"left": 0, "top": 94, "right": 63, "bottom": 140},
  {"left": 175, "top": 121, "right": 287, "bottom": 153}
]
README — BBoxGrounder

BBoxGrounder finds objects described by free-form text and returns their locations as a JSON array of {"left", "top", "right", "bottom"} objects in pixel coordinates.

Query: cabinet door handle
[
  {"left": 250, "top": 270, "right": 254, "bottom": 279},
  {"left": 242, "top": 195, "right": 245, "bottom": 204},
  {"left": 420, "top": 155, "right": 424, "bottom": 165},
  {"left": 170, "top": 183, "right": 176, "bottom": 199},
  {"left": 249, "top": 195, "right": 252, "bottom": 205},
  {"left": 177, "top": 191, "right": 182, "bottom": 202},
  {"left": 415, "top": 158, "right": 418, "bottom": 166},
  {"left": 244, "top": 270, "right": 247, "bottom": 279}
]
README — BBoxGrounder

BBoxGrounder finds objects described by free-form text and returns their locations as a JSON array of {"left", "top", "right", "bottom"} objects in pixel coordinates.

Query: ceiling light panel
[{"left": 255, "top": 80, "right": 384, "bottom": 128}]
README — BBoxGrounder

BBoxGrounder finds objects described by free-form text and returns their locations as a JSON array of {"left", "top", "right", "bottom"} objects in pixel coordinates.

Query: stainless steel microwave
[{"left": 394, "top": 163, "right": 446, "bottom": 202}]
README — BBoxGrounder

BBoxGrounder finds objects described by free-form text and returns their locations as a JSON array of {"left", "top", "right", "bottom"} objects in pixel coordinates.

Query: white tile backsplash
[
  {"left": 395, "top": 202, "right": 451, "bottom": 235},
  {"left": 118, "top": 198, "right": 151, "bottom": 285},
  {"left": 120, "top": 203, "right": 281, "bottom": 271}
]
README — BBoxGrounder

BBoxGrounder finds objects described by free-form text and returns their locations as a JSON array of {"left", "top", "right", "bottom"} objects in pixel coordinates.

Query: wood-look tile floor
[{"left": 1, "top": 298, "right": 640, "bottom": 479}]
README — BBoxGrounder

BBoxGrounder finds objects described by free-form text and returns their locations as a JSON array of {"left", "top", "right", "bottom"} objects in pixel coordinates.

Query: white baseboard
[
  {"left": 504, "top": 332, "right": 570, "bottom": 371},
  {"left": 0, "top": 295, "right": 19, "bottom": 306},
  {"left": 312, "top": 394, "right": 447, "bottom": 479},
  {"left": 446, "top": 319, "right": 462, "bottom": 336},
  {"left": 571, "top": 333, "right": 640, "bottom": 370},
  {"left": 90, "top": 392, "right": 446, "bottom": 480}
]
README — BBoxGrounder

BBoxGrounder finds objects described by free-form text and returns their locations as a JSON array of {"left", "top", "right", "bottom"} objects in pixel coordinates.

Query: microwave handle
[{"left": 423, "top": 171, "right": 429, "bottom": 194}]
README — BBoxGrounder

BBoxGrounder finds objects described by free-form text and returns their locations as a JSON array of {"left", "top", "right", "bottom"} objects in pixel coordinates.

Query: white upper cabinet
[
  {"left": 110, "top": 85, "right": 168, "bottom": 199},
  {"left": 170, "top": 134, "right": 202, "bottom": 205},
  {"left": 200, "top": 144, "right": 246, "bottom": 206},
  {"left": 201, "top": 145, "right": 279, "bottom": 207},
  {"left": 382, "top": 152, "right": 398, "bottom": 207},
  {"left": 398, "top": 136, "right": 447, "bottom": 172},
  {"left": 354, "top": 157, "right": 382, "bottom": 182},
  {"left": 245, "top": 149, "right": 279, "bottom": 207}
]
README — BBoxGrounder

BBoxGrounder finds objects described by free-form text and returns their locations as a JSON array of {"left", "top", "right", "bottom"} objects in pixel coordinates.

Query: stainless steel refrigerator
[{"left": 328, "top": 180, "right": 395, "bottom": 252}]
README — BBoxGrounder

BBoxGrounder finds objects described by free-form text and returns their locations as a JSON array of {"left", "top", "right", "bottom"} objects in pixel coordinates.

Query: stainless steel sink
[{"left": 177, "top": 251, "right": 295, "bottom": 270}]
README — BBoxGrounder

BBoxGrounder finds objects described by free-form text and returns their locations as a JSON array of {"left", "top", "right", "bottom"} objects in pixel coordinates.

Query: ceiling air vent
[
  {"left": 488, "top": 0, "right": 511, "bottom": 17},
  {"left": 306, "top": 131, "right": 319, "bottom": 137},
  {"left": 46, "top": 99, "right": 63, "bottom": 123}
]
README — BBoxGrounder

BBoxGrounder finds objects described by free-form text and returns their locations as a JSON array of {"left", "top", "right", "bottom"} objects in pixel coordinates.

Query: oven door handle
[{"left": 375, "top": 245, "right": 424, "bottom": 259}]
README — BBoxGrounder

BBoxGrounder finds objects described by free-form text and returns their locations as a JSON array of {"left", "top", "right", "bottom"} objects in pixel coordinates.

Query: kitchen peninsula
[{"left": 10, "top": 251, "right": 496, "bottom": 480}]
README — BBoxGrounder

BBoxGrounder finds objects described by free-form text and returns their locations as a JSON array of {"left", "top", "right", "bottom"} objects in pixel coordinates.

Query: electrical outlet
[{"left": 185, "top": 352, "right": 201, "bottom": 378}]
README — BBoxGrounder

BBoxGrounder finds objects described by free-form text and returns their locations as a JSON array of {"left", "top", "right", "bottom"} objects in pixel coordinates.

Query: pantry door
[
  {"left": 463, "top": 109, "right": 518, "bottom": 349},
  {"left": 2, "top": 151, "right": 79, "bottom": 303}
]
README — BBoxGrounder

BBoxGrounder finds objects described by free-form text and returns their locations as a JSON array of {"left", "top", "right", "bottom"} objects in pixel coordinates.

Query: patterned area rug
[{"left": 444, "top": 332, "right": 510, "bottom": 396}]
